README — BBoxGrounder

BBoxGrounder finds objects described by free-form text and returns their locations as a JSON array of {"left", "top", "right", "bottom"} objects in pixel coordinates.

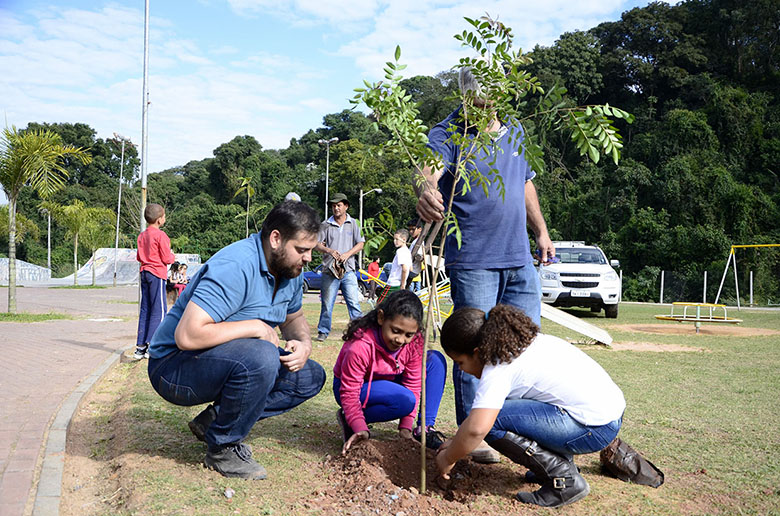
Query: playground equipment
[
  {"left": 655, "top": 302, "right": 742, "bottom": 333},
  {"left": 714, "top": 243, "right": 780, "bottom": 308}
]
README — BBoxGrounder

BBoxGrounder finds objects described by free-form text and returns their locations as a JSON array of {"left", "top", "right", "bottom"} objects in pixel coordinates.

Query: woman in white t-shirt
[{"left": 436, "top": 304, "right": 625, "bottom": 508}]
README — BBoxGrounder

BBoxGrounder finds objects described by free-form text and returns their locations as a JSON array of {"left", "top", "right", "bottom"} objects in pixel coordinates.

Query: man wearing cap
[{"left": 314, "top": 193, "right": 364, "bottom": 341}]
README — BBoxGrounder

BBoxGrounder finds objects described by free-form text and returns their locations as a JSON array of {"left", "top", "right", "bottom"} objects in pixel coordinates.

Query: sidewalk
[{"left": 0, "top": 286, "right": 139, "bottom": 516}]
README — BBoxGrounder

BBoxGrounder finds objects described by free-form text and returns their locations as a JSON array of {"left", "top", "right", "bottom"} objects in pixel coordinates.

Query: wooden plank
[{"left": 541, "top": 303, "right": 613, "bottom": 346}]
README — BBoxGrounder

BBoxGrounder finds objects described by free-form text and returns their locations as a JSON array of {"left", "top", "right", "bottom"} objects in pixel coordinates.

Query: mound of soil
[
  {"left": 307, "top": 438, "right": 531, "bottom": 515},
  {"left": 616, "top": 323, "right": 780, "bottom": 337}
]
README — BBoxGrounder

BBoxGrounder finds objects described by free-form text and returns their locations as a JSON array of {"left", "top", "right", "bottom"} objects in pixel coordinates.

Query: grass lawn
[
  {"left": 62, "top": 301, "right": 780, "bottom": 515},
  {"left": 0, "top": 311, "right": 72, "bottom": 322}
]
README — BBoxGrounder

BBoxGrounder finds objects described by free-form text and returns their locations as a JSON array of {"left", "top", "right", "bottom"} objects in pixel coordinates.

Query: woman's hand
[
  {"left": 398, "top": 428, "right": 413, "bottom": 440},
  {"left": 342, "top": 430, "right": 369, "bottom": 455},
  {"left": 436, "top": 442, "right": 455, "bottom": 479}
]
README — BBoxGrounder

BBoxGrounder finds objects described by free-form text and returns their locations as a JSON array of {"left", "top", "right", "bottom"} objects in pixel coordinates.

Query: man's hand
[
  {"left": 330, "top": 249, "right": 342, "bottom": 261},
  {"left": 536, "top": 233, "right": 556, "bottom": 264},
  {"left": 279, "top": 339, "right": 311, "bottom": 372},
  {"left": 256, "top": 320, "right": 280, "bottom": 346},
  {"left": 399, "top": 428, "right": 413, "bottom": 440},
  {"left": 342, "top": 430, "right": 369, "bottom": 455},
  {"left": 416, "top": 188, "right": 445, "bottom": 223}
]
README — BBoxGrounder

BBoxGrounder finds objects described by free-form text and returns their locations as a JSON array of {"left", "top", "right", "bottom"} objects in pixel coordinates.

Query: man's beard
[{"left": 269, "top": 246, "right": 302, "bottom": 280}]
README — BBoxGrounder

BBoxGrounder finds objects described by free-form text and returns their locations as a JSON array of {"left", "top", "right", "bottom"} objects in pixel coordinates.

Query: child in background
[
  {"left": 135, "top": 203, "right": 176, "bottom": 360},
  {"left": 173, "top": 262, "right": 189, "bottom": 296},
  {"left": 436, "top": 304, "right": 625, "bottom": 508},
  {"left": 366, "top": 257, "right": 380, "bottom": 300},
  {"left": 376, "top": 229, "right": 411, "bottom": 304},
  {"left": 333, "top": 290, "right": 447, "bottom": 454}
]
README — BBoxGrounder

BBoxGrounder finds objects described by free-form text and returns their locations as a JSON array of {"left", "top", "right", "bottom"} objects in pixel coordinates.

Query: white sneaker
[{"left": 132, "top": 349, "right": 148, "bottom": 360}]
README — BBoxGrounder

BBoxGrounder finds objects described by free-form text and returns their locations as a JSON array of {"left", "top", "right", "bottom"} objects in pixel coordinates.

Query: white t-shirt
[
  {"left": 387, "top": 245, "right": 412, "bottom": 287},
  {"left": 471, "top": 333, "right": 626, "bottom": 426}
]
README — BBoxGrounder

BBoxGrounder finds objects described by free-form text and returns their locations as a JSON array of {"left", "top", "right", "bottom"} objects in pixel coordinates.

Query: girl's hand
[
  {"left": 342, "top": 431, "right": 369, "bottom": 455},
  {"left": 436, "top": 446, "right": 455, "bottom": 479},
  {"left": 398, "top": 428, "right": 413, "bottom": 440}
]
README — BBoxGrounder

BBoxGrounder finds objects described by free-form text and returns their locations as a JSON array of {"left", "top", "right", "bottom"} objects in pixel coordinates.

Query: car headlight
[
  {"left": 603, "top": 271, "right": 619, "bottom": 281},
  {"left": 540, "top": 270, "right": 558, "bottom": 281}
]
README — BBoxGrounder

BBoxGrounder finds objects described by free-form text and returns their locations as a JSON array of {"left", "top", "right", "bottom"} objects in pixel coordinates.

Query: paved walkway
[{"left": 0, "top": 286, "right": 139, "bottom": 516}]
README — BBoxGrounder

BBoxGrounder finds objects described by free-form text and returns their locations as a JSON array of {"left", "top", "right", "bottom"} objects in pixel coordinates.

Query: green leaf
[{"left": 394, "top": 45, "right": 401, "bottom": 61}]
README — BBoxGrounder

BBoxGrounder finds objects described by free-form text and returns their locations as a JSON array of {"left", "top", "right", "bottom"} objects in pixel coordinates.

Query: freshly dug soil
[{"left": 308, "top": 437, "right": 532, "bottom": 515}]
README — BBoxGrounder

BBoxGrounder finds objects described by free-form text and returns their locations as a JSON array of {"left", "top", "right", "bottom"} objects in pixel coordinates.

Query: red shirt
[
  {"left": 367, "top": 261, "right": 380, "bottom": 278},
  {"left": 136, "top": 226, "right": 175, "bottom": 280}
]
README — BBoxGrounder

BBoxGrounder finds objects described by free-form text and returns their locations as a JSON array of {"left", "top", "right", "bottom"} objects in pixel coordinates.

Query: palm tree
[
  {"left": 0, "top": 126, "right": 91, "bottom": 312},
  {"left": 233, "top": 176, "right": 255, "bottom": 238},
  {"left": 41, "top": 200, "right": 112, "bottom": 286},
  {"left": 80, "top": 214, "right": 117, "bottom": 285}
]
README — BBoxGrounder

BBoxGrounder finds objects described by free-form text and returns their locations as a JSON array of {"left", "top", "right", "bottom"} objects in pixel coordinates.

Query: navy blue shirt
[
  {"left": 427, "top": 107, "right": 536, "bottom": 269},
  {"left": 149, "top": 232, "right": 303, "bottom": 358}
]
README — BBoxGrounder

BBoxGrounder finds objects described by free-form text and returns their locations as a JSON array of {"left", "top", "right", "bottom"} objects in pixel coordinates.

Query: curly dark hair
[
  {"left": 440, "top": 304, "right": 539, "bottom": 365},
  {"left": 343, "top": 290, "right": 423, "bottom": 342}
]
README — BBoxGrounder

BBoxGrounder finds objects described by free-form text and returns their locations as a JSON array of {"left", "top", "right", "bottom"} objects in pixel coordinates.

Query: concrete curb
[{"left": 31, "top": 350, "right": 124, "bottom": 516}]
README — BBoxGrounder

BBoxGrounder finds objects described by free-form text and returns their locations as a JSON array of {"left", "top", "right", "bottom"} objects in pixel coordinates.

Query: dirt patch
[
  {"left": 310, "top": 438, "right": 532, "bottom": 515},
  {"left": 610, "top": 341, "right": 710, "bottom": 352},
  {"left": 614, "top": 323, "right": 780, "bottom": 337}
]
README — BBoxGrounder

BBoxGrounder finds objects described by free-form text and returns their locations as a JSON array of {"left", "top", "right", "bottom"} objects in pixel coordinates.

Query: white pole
[
  {"left": 732, "top": 251, "right": 740, "bottom": 310},
  {"left": 140, "top": 0, "right": 150, "bottom": 233},
  {"left": 749, "top": 270, "right": 753, "bottom": 306},
  {"left": 358, "top": 188, "right": 364, "bottom": 267},
  {"left": 703, "top": 270, "right": 707, "bottom": 303},
  {"left": 619, "top": 269, "right": 623, "bottom": 302},
  {"left": 46, "top": 211, "right": 51, "bottom": 271},
  {"left": 714, "top": 249, "right": 733, "bottom": 304},
  {"left": 660, "top": 270, "right": 665, "bottom": 304},
  {"left": 114, "top": 138, "right": 125, "bottom": 287}
]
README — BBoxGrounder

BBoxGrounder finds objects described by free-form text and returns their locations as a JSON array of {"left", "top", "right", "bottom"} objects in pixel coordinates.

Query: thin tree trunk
[
  {"left": 73, "top": 234, "right": 79, "bottom": 286},
  {"left": 7, "top": 197, "right": 17, "bottom": 313},
  {"left": 245, "top": 195, "right": 250, "bottom": 238}
]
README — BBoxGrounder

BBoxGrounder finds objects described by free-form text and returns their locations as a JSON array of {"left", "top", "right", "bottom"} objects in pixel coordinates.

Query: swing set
[{"left": 714, "top": 244, "right": 780, "bottom": 309}]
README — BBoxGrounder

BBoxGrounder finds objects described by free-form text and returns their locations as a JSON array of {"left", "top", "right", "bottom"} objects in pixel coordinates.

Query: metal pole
[
  {"left": 703, "top": 270, "right": 707, "bottom": 304},
  {"left": 114, "top": 138, "right": 125, "bottom": 287},
  {"left": 358, "top": 188, "right": 364, "bottom": 267},
  {"left": 749, "top": 270, "right": 753, "bottom": 306},
  {"left": 46, "top": 211, "right": 51, "bottom": 271},
  {"left": 140, "top": 0, "right": 150, "bottom": 233},
  {"left": 660, "top": 270, "right": 664, "bottom": 304},
  {"left": 714, "top": 248, "right": 733, "bottom": 304},
  {"left": 324, "top": 142, "right": 330, "bottom": 215},
  {"left": 732, "top": 251, "right": 740, "bottom": 310}
]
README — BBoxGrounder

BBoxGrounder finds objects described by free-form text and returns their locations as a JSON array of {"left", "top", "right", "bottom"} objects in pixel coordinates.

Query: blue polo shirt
[
  {"left": 427, "top": 107, "right": 536, "bottom": 269},
  {"left": 148, "top": 232, "right": 303, "bottom": 359}
]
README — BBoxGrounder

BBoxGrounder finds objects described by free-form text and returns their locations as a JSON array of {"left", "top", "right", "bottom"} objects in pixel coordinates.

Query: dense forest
[{"left": 3, "top": 0, "right": 779, "bottom": 303}]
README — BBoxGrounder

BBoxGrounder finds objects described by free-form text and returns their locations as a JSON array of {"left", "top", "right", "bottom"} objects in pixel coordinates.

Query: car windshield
[{"left": 556, "top": 248, "right": 606, "bottom": 265}]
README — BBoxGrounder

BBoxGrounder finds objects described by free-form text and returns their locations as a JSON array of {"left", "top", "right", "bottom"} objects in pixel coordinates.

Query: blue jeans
[
  {"left": 317, "top": 271, "right": 363, "bottom": 336},
  {"left": 333, "top": 350, "right": 447, "bottom": 427},
  {"left": 148, "top": 338, "right": 326, "bottom": 451},
  {"left": 136, "top": 270, "right": 167, "bottom": 350},
  {"left": 448, "top": 265, "right": 541, "bottom": 424},
  {"left": 484, "top": 399, "right": 622, "bottom": 458}
]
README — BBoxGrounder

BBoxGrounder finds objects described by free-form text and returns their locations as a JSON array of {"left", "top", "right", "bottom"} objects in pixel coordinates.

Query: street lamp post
[
  {"left": 358, "top": 187, "right": 382, "bottom": 267},
  {"left": 113, "top": 133, "right": 130, "bottom": 287},
  {"left": 40, "top": 208, "right": 50, "bottom": 271},
  {"left": 318, "top": 137, "right": 339, "bottom": 216}
]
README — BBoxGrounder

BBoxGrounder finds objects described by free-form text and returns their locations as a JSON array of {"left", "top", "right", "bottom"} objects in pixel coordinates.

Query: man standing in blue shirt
[
  {"left": 416, "top": 66, "right": 556, "bottom": 463},
  {"left": 147, "top": 201, "right": 326, "bottom": 479}
]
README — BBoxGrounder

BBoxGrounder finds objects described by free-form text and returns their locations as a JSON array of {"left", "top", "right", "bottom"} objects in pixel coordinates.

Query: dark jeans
[{"left": 148, "top": 338, "right": 326, "bottom": 451}]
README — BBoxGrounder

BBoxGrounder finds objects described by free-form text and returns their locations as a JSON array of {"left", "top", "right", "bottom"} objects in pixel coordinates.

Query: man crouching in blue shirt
[{"left": 147, "top": 200, "right": 326, "bottom": 479}]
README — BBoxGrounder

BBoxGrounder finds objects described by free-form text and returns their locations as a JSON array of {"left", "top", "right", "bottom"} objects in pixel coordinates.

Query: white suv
[{"left": 538, "top": 241, "right": 621, "bottom": 318}]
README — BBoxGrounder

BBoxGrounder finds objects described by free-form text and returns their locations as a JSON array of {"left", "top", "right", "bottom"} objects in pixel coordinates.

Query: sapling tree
[{"left": 352, "top": 14, "right": 633, "bottom": 492}]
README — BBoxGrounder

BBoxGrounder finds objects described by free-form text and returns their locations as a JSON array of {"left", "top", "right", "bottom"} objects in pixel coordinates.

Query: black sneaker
[
  {"left": 188, "top": 404, "right": 217, "bottom": 442},
  {"left": 204, "top": 443, "right": 267, "bottom": 479},
  {"left": 317, "top": 332, "right": 328, "bottom": 341},
  {"left": 336, "top": 408, "right": 354, "bottom": 443},
  {"left": 414, "top": 426, "right": 447, "bottom": 450}
]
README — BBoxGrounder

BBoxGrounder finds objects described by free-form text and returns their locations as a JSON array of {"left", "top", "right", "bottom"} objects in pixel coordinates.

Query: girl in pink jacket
[{"left": 333, "top": 290, "right": 447, "bottom": 454}]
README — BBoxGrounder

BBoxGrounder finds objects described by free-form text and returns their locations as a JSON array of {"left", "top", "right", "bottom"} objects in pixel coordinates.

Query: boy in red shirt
[{"left": 135, "top": 203, "right": 175, "bottom": 359}]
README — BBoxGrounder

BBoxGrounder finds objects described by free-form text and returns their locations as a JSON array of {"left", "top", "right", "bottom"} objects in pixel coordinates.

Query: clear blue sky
[{"left": 1, "top": 0, "right": 662, "bottom": 197}]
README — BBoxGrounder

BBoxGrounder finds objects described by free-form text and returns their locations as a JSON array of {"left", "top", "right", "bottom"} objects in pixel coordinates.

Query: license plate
[{"left": 571, "top": 290, "right": 590, "bottom": 297}]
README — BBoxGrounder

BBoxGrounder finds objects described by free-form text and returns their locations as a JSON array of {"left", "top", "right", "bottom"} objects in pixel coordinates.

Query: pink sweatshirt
[{"left": 333, "top": 326, "right": 424, "bottom": 433}]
